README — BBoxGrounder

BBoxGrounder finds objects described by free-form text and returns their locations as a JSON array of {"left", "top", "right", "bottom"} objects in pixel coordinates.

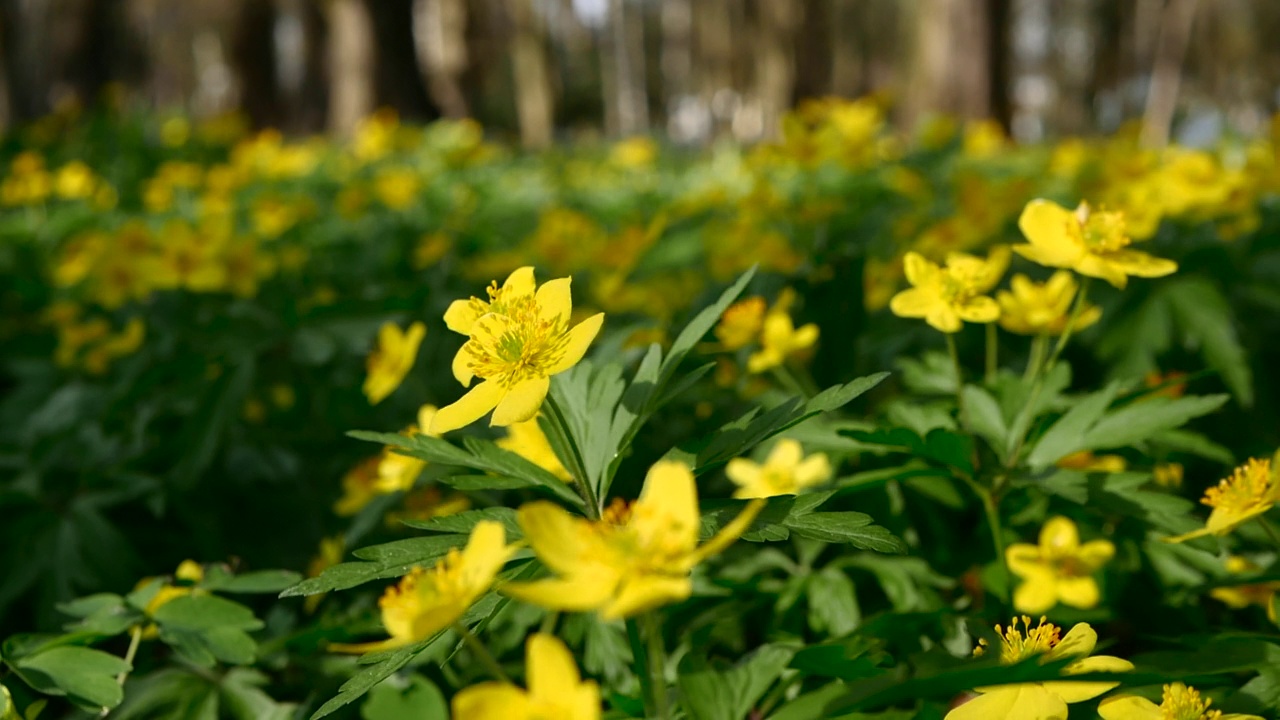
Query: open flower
[
  {"left": 502, "top": 461, "right": 762, "bottom": 620},
  {"left": 331, "top": 521, "right": 516, "bottom": 653},
  {"left": 363, "top": 321, "right": 426, "bottom": 404},
  {"left": 1014, "top": 199, "right": 1177, "bottom": 289},
  {"left": 1007, "top": 516, "right": 1115, "bottom": 613},
  {"left": 444, "top": 266, "right": 536, "bottom": 336},
  {"left": 715, "top": 296, "right": 766, "bottom": 350},
  {"left": 725, "top": 439, "right": 832, "bottom": 499},
  {"left": 452, "top": 634, "right": 600, "bottom": 720},
  {"left": 497, "top": 415, "right": 570, "bottom": 481},
  {"left": 889, "top": 248, "right": 1008, "bottom": 333},
  {"left": 997, "top": 271, "right": 1102, "bottom": 336},
  {"left": 1209, "top": 555, "right": 1280, "bottom": 622},
  {"left": 946, "top": 618, "right": 1132, "bottom": 720},
  {"left": 1099, "top": 682, "right": 1262, "bottom": 720},
  {"left": 1166, "top": 458, "right": 1280, "bottom": 543},
  {"left": 431, "top": 271, "right": 604, "bottom": 433},
  {"left": 746, "top": 290, "right": 819, "bottom": 373}
]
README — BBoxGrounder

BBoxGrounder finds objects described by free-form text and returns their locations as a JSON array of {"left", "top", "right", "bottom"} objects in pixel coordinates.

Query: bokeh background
[{"left": 0, "top": 0, "right": 1274, "bottom": 145}]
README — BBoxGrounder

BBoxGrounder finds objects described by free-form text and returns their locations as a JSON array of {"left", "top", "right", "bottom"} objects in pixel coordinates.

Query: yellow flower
[
  {"left": 1056, "top": 450, "right": 1127, "bottom": 473},
  {"left": 1099, "top": 682, "right": 1262, "bottom": 720},
  {"left": 1006, "top": 516, "right": 1115, "bottom": 613},
  {"left": 431, "top": 271, "right": 604, "bottom": 433},
  {"left": 1166, "top": 458, "right": 1280, "bottom": 543},
  {"left": 1209, "top": 555, "right": 1280, "bottom": 622},
  {"left": 452, "top": 634, "right": 600, "bottom": 720},
  {"left": 497, "top": 416, "right": 571, "bottom": 481},
  {"left": 746, "top": 290, "right": 819, "bottom": 373},
  {"left": 331, "top": 521, "right": 517, "bottom": 653},
  {"left": 725, "top": 439, "right": 832, "bottom": 499},
  {"left": 373, "top": 166, "right": 424, "bottom": 211},
  {"left": 889, "top": 248, "right": 1008, "bottom": 333},
  {"left": 363, "top": 321, "right": 426, "bottom": 405},
  {"left": 945, "top": 618, "right": 1132, "bottom": 720},
  {"left": 715, "top": 296, "right": 766, "bottom": 350},
  {"left": 375, "top": 405, "right": 440, "bottom": 494},
  {"left": 997, "top": 272, "right": 1102, "bottom": 336},
  {"left": 1014, "top": 199, "right": 1177, "bottom": 289},
  {"left": 134, "top": 560, "right": 206, "bottom": 639},
  {"left": 502, "top": 461, "right": 762, "bottom": 620},
  {"left": 1153, "top": 462, "right": 1185, "bottom": 489},
  {"left": 334, "top": 456, "right": 383, "bottom": 516}
]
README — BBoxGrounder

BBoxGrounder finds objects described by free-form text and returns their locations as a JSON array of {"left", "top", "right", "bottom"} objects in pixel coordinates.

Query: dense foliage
[{"left": 3, "top": 98, "right": 1280, "bottom": 719}]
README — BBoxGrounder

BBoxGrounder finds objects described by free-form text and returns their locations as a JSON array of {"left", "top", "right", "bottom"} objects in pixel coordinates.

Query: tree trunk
[
  {"left": 413, "top": 0, "right": 469, "bottom": 118},
  {"left": 328, "top": 0, "right": 376, "bottom": 135},
  {"left": 509, "top": 0, "right": 554, "bottom": 147},
  {"left": 602, "top": 0, "right": 647, "bottom": 136},
  {"left": 900, "top": 0, "right": 990, "bottom": 129},
  {"left": 1141, "top": 0, "right": 1198, "bottom": 147},
  {"left": 755, "top": 0, "right": 799, "bottom": 139},
  {"left": 0, "top": 0, "right": 52, "bottom": 120}
]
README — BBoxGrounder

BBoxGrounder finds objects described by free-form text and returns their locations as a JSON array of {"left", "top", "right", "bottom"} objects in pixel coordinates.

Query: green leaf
[
  {"left": 962, "top": 385, "right": 1008, "bottom": 460},
  {"left": 789, "top": 637, "right": 885, "bottom": 681},
  {"left": 1149, "top": 429, "right": 1235, "bottom": 466},
  {"left": 842, "top": 426, "right": 974, "bottom": 476},
  {"left": 807, "top": 568, "right": 860, "bottom": 637},
  {"left": 785, "top": 513, "right": 906, "bottom": 554},
  {"left": 219, "top": 668, "right": 296, "bottom": 720},
  {"left": 12, "top": 646, "right": 131, "bottom": 711},
  {"left": 1164, "top": 276, "right": 1253, "bottom": 406},
  {"left": 281, "top": 535, "right": 466, "bottom": 597},
  {"left": 400, "top": 508, "right": 522, "bottom": 539},
  {"left": 1024, "top": 385, "right": 1117, "bottom": 470},
  {"left": 152, "top": 596, "right": 264, "bottom": 667},
  {"left": 310, "top": 636, "right": 441, "bottom": 720},
  {"left": 205, "top": 570, "right": 303, "bottom": 594},
  {"left": 1082, "top": 395, "right": 1230, "bottom": 451},
  {"left": 437, "top": 474, "right": 535, "bottom": 491},
  {"left": 658, "top": 267, "right": 757, "bottom": 392},
  {"left": 360, "top": 675, "right": 447, "bottom": 720},
  {"left": 677, "top": 643, "right": 796, "bottom": 720}
]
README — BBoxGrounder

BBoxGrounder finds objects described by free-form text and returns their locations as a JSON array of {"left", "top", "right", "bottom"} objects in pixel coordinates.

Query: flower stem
[
  {"left": 945, "top": 333, "right": 970, "bottom": 432},
  {"left": 962, "top": 477, "right": 1011, "bottom": 606},
  {"left": 644, "top": 613, "right": 671, "bottom": 720},
  {"left": 1024, "top": 334, "right": 1048, "bottom": 382},
  {"left": 453, "top": 621, "right": 510, "bottom": 683},
  {"left": 1044, "top": 278, "right": 1091, "bottom": 373},
  {"left": 544, "top": 393, "right": 600, "bottom": 519},
  {"left": 1258, "top": 518, "right": 1280, "bottom": 549},
  {"left": 984, "top": 323, "right": 998, "bottom": 384},
  {"left": 625, "top": 619, "right": 656, "bottom": 719},
  {"left": 100, "top": 625, "right": 143, "bottom": 717}
]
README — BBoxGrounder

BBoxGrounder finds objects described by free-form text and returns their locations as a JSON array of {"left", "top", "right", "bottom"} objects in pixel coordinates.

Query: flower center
[
  {"left": 462, "top": 295, "right": 570, "bottom": 387},
  {"left": 1202, "top": 458, "right": 1276, "bottom": 514},
  {"left": 976, "top": 616, "right": 1062, "bottom": 663},
  {"left": 1160, "top": 683, "right": 1221, "bottom": 720},
  {"left": 1074, "top": 203, "right": 1130, "bottom": 252}
]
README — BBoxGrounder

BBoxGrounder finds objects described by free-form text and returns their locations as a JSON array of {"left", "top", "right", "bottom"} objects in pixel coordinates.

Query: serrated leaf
[
  {"left": 1165, "top": 277, "right": 1253, "bottom": 406},
  {"left": 784, "top": 513, "right": 906, "bottom": 554},
  {"left": 437, "top": 474, "right": 535, "bottom": 491},
  {"left": 962, "top": 385, "right": 1008, "bottom": 460},
  {"left": 1025, "top": 385, "right": 1118, "bottom": 470},
  {"left": 400, "top": 508, "right": 521, "bottom": 539},
  {"left": 807, "top": 569, "right": 860, "bottom": 636},
  {"left": 1082, "top": 395, "right": 1229, "bottom": 451},
  {"left": 309, "top": 636, "right": 441, "bottom": 720},
  {"left": 280, "top": 535, "right": 466, "bottom": 597},
  {"left": 658, "top": 267, "right": 757, "bottom": 392},
  {"left": 207, "top": 571, "right": 303, "bottom": 594},
  {"left": 677, "top": 643, "right": 796, "bottom": 720}
]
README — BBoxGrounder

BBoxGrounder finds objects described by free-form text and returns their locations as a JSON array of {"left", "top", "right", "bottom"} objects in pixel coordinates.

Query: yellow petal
[
  {"left": 452, "top": 682, "right": 529, "bottom": 720},
  {"left": 1104, "top": 249, "right": 1178, "bottom": 278},
  {"left": 527, "top": 633, "right": 582, "bottom": 699},
  {"left": 1045, "top": 655, "right": 1133, "bottom": 702},
  {"left": 535, "top": 277, "right": 573, "bottom": 324},
  {"left": 545, "top": 313, "right": 605, "bottom": 375},
  {"left": 1018, "top": 199, "right": 1079, "bottom": 254},
  {"left": 601, "top": 574, "right": 693, "bottom": 620},
  {"left": 453, "top": 347, "right": 475, "bottom": 387},
  {"left": 1012, "top": 571, "right": 1060, "bottom": 614},
  {"left": 491, "top": 376, "right": 551, "bottom": 427},
  {"left": 925, "top": 305, "right": 963, "bottom": 333},
  {"left": 634, "top": 461, "right": 700, "bottom": 556},
  {"left": 1012, "top": 243, "right": 1080, "bottom": 271},
  {"left": 724, "top": 458, "right": 762, "bottom": 490},
  {"left": 1055, "top": 576, "right": 1101, "bottom": 609},
  {"left": 889, "top": 287, "right": 937, "bottom": 318},
  {"left": 431, "top": 380, "right": 506, "bottom": 434},
  {"left": 789, "top": 323, "right": 820, "bottom": 351},
  {"left": 444, "top": 299, "right": 481, "bottom": 335},
  {"left": 517, "top": 501, "right": 610, "bottom": 574},
  {"left": 1097, "top": 694, "right": 1162, "bottom": 720},
  {"left": 955, "top": 296, "right": 1000, "bottom": 323},
  {"left": 417, "top": 405, "right": 440, "bottom": 436},
  {"left": 1077, "top": 539, "right": 1115, "bottom": 570},
  {"left": 1039, "top": 517, "right": 1081, "bottom": 553},
  {"left": 945, "top": 685, "right": 1068, "bottom": 720},
  {"left": 1006, "top": 544, "right": 1044, "bottom": 577},
  {"left": 502, "top": 266, "right": 537, "bottom": 296},
  {"left": 502, "top": 576, "right": 619, "bottom": 612},
  {"left": 1048, "top": 622, "right": 1097, "bottom": 660},
  {"left": 1074, "top": 254, "right": 1129, "bottom": 289},
  {"left": 463, "top": 521, "right": 516, "bottom": 582},
  {"left": 902, "top": 252, "right": 938, "bottom": 286},
  {"left": 794, "top": 455, "right": 833, "bottom": 488},
  {"left": 768, "top": 439, "right": 805, "bottom": 468}
]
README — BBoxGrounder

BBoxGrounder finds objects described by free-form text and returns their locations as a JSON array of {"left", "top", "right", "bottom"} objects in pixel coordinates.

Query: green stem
[
  {"left": 1024, "top": 334, "right": 1048, "bottom": 382},
  {"left": 544, "top": 393, "right": 600, "bottom": 519},
  {"left": 962, "top": 477, "right": 1010, "bottom": 606},
  {"left": 626, "top": 619, "right": 656, "bottom": 719},
  {"left": 945, "top": 333, "right": 971, "bottom": 432},
  {"left": 1258, "top": 519, "right": 1280, "bottom": 550},
  {"left": 1044, "top": 279, "right": 1091, "bottom": 373},
  {"left": 770, "top": 365, "right": 808, "bottom": 398},
  {"left": 100, "top": 625, "right": 143, "bottom": 717},
  {"left": 645, "top": 613, "right": 671, "bottom": 720},
  {"left": 984, "top": 323, "right": 998, "bottom": 384},
  {"left": 539, "top": 610, "right": 560, "bottom": 636},
  {"left": 454, "top": 622, "right": 510, "bottom": 683}
]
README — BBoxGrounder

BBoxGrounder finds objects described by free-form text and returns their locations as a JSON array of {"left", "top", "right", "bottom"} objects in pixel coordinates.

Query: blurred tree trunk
[
  {"left": 1048, "top": 0, "right": 1098, "bottom": 135},
  {"left": 509, "top": 0, "right": 554, "bottom": 147},
  {"left": 233, "top": 0, "right": 280, "bottom": 128},
  {"left": 413, "top": 0, "right": 469, "bottom": 118},
  {"left": 327, "top": 0, "right": 375, "bottom": 135},
  {"left": 1141, "top": 0, "right": 1198, "bottom": 147},
  {"left": 367, "top": 0, "right": 435, "bottom": 119},
  {"left": 755, "top": 0, "right": 799, "bottom": 139},
  {"left": 693, "top": 0, "right": 733, "bottom": 135},
  {"left": 830, "top": 0, "right": 862, "bottom": 96},
  {"left": 0, "top": 0, "right": 52, "bottom": 120},
  {"left": 661, "top": 0, "right": 692, "bottom": 121},
  {"left": 900, "top": 0, "right": 990, "bottom": 129},
  {"left": 602, "top": 0, "right": 648, "bottom": 136},
  {"left": 792, "top": 0, "right": 829, "bottom": 101},
  {"left": 987, "top": 0, "right": 1011, "bottom": 129}
]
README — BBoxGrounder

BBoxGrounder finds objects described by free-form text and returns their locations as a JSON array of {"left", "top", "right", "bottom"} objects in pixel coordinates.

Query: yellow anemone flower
[
  {"left": 715, "top": 296, "right": 766, "bottom": 350},
  {"left": 502, "top": 461, "right": 762, "bottom": 620},
  {"left": 1014, "top": 199, "right": 1177, "bottom": 289},
  {"left": 443, "top": 266, "right": 536, "bottom": 337},
  {"left": 889, "top": 248, "right": 1008, "bottom": 334},
  {"left": 331, "top": 520, "right": 516, "bottom": 653},
  {"left": 374, "top": 405, "right": 440, "bottom": 494},
  {"left": 725, "top": 439, "right": 832, "bottom": 499},
  {"left": 1209, "top": 555, "right": 1280, "bottom": 622},
  {"left": 1006, "top": 516, "right": 1115, "bottom": 614},
  {"left": 945, "top": 618, "right": 1132, "bottom": 720},
  {"left": 333, "top": 456, "right": 382, "bottom": 516},
  {"left": 1166, "top": 458, "right": 1280, "bottom": 543},
  {"left": 997, "top": 272, "right": 1102, "bottom": 336},
  {"left": 431, "top": 273, "right": 604, "bottom": 433},
  {"left": 746, "top": 290, "right": 819, "bottom": 373},
  {"left": 1056, "top": 450, "right": 1127, "bottom": 473},
  {"left": 1098, "top": 682, "right": 1262, "bottom": 720},
  {"left": 497, "top": 415, "right": 571, "bottom": 481},
  {"left": 363, "top": 321, "right": 426, "bottom": 405},
  {"left": 452, "top": 633, "right": 600, "bottom": 720}
]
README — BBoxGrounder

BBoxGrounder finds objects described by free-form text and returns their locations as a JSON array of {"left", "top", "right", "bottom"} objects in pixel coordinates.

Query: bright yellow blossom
[
  {"left": 747, "top": 289, "right": 819, "bottom": 373},
  {"left": 889, "top": 248, "right": 1008, "bottom": 333},
  {"left": 997, "top": 272, "right": 1102, "bottom": 336},
  {"left": 502, "top": 461, "right": 762, "bottom": 620},
  {"left": 443, "top": 266, "right": 536, "bottom": 336},
  {"left": 1014, "top": 199, "right": 1177, "bottom": 289},
  {"left": 331, "top": 521, "right": 516, "bottom": 653},
  {"left": 715, "top": 296, "right": 766, "bottom": 350},
  {"left": 1209, "top": 555, "right": 1280, "bottom": 622},
  {"left": 725, "top": 439, "right": 832, "bottom": 499},
  {"left": 497, "top": 415, "right": 571, "bottom": 481},
  {"left": 374, "top": 405, "right": 441, "bottom": 494},
  {"left": 1166, "top": 458, "right": 1280, "bottom": 543},
  {"left": 1153, "top": 462, "right": 1185, "bottom": 489},
  {"left": 431, "top": 270, "right": 604, "bottom": 433},
  {"left": 945, "top": 618, "right": 1132, "bottom": 720},
  {"left": 363, "top": 321, "right": 426, "bottom": 405},
  {"left": 452, "top": 634, "right": 600, "bottom": 720},
  {"left": 1006, "top": 516, "right": 1114, "bottom": 613},
  {"left": 1099, "top": 682, "right": 1262, "bottom": 720},
  {"left": 1056, "top": 450, "right": 1127, "bottom": 473}
]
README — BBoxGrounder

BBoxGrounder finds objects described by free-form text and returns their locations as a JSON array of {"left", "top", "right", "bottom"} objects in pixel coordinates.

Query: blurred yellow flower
[
  {"left": 305, "top": 536, "right": 345, "bottom": 612},
  {"left": 610, "top": 136, "right": 657, "bottom": 169},
  {"left": 363, "top": 321, "right": 426, "bottom": 405},
  {"left": 1209, "top": 555, "right": 1280, "bottom": 622},
  {"left": 1153, "top": 462, "right": 1184, "bottom": 489},
  {"left": 331, "top": 521, "right": 516, "bottom": 653},
  {"left": 502, "top": 461, "right": 762, "bottom": 620},
  {"left": 715, "top": 296, "right": 766, "bottom": 350},
  {"left": 997, "top": 272, "right": 1101, "bottom": 336},
  {"left": 1099, "top": 682, "right": 1262, "bottom": 720},
  {"left": 1014, "top": 199, "right": 1177, "bottom": 289},
  {"left": 413, "top": 232, "right": 453, "bottom": 269},
  {"left": 497, "top": 415, "right": 570, "bottom": 481},
  {"left": 375, "top": 405, "right": 440, "bottom": 494},
  {"left": 373, "top": 166, "right": 423, "bottom": 210},
  {"left": 747, "top": 290, "right": 819, "bottom": 373},
  {"left": 1006, "top": 516, "right": 1114, "bottom": 613},
  {"left": 387, "top": 486, "right": 471, "bottom": 528},
  {"left": 452, "top": 634, "right": 600, "bottom": 720},
  {"left": 725, "top": 439, "right": 832, "bottom": 499},
  {"left": 334, "top": 456, "right": 382, "bottom": 516},
  {"left": 432, "top": 272, "right": 603, "bottom": 433},
  {"left": 889, "top": 248, "right": 1008, "bottom": 333},
  {"left": 1056, "top": 450, "right": 1127, "bottom": 473},
  {"left": 1167, "top": 457, "right": 1280, "bottom": 543},
  {"left": 946, "top": 618, "right": 1132, "bottom": 720}
]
